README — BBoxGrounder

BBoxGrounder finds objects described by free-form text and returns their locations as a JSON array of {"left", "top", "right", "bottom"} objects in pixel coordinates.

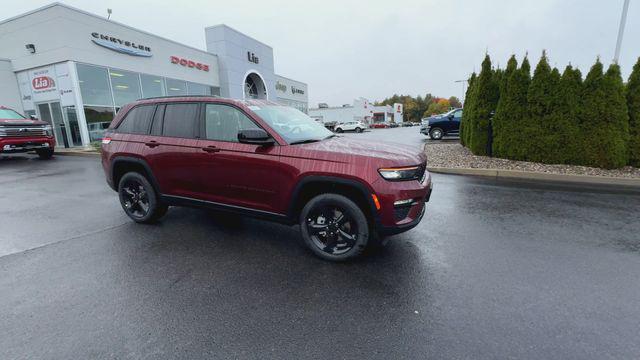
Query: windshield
[
  {"left": 0, "top": 109, "right": 26, "bottom": 120},
  {"left": 250, "top": 105, "right": 334, "bottom": 144}
]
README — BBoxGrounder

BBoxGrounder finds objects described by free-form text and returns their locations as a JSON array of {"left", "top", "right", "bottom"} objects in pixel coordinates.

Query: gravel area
[{"left": 425, "top": 142, "right": 640, "bottom": 179}]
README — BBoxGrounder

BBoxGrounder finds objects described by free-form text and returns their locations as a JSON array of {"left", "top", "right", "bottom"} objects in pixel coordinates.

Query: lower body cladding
[
  {"left": 373, "top": 172, "right": 433, "bottom": 236},
  {"left": 0, "top": 137, "right": 55, "bottom": 154},
  {"left": 420, "top": 126, "right": 430, "bottom": 135}
]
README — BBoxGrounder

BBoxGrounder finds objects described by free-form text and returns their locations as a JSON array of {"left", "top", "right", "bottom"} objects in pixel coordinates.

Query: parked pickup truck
[
  {"left": 0, "top": 106, "right": 55, "bottom": 159},
  {"left": 420, "top": 108, "right": 462, "bottom": 140}
]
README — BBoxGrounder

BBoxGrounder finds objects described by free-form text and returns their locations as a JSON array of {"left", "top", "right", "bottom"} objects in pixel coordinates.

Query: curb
[
  {"left": 427, "top": 167, "right": 640, "bottom": 188},
  {"left": 55, "top": 150, "right": 100, "bottom": 158}
]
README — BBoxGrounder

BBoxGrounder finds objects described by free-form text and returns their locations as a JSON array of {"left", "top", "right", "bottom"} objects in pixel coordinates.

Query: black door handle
[
  {"left": 145, "top": 141, "right": 159, "bottom": 148},
  {"left": 202, "top": 145, "right": 220, "bottom": 153}
]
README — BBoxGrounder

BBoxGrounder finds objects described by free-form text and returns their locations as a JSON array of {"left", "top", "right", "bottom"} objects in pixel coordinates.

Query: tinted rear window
[
  {"left": 162, "top": 103, "right": 199, "bottom": 138},
  {"left": 116, "top": 105, "right": 156, "bottom": 134}
]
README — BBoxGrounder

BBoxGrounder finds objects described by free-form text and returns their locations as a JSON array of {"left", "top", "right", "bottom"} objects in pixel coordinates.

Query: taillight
[{"left": 101, "top": 137, "right": 112, "bottom": 145}]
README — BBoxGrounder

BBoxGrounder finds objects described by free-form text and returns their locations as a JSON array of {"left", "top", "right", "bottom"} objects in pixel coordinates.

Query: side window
[
  {"left": 204, "top": 104, "right": 261, "bottom": 142},
  {"left": 150, "top": 104, "right": 165, "bottom": 136},
  {"left": 116, "top": 105, "right": 155, "bottom": 134},
  {"left": 162, "top": 103, "right": 200, "bottom": 138},
  {"left": 454, "top": 110, "right": 463, "bottom": 119}
]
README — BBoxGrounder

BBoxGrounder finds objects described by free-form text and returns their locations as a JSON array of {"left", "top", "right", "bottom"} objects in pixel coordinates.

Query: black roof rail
[{"left": 136, "top": 95, "right": 221, "bottom": 101}]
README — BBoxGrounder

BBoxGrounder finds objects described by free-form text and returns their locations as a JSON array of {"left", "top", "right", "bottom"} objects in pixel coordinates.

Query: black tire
[
  {"left": 118, "top": 172, "right": 168, "bottom": 223},
  {"left": 429, "top": 127, "right": 444, "bottom": 140},
  {"left": 355, "top": 127, "right": 362, "bottom": 133},
  {"left": 335, "top": 128, "right": 344, "bottom": 133},
  {"left": 36, "top": 148, "right": 54, "bottom": 160},
  {"left": 300, "top": 194, "right": 369, "bottom": 261}
]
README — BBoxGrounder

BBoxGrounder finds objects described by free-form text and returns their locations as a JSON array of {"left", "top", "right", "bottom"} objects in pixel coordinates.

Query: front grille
[{"left": 0, "top": 127, "right": 47, "bottom": 137}]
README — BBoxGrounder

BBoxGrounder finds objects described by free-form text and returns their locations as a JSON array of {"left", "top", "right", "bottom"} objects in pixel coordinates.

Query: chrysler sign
[{"left": 91, "top": 33, "right": 152, "bottom": 57}]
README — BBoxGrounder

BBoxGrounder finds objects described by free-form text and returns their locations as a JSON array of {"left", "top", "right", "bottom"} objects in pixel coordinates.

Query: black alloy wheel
[
  {"left": 121, "top": 179, "right": 150, "bottom": 219},
  {"left": 300, "top": 194, "right": 369, "bottom": 261},
  {"left": 118, "top": 172, "right": 167, "bottom": 223}
]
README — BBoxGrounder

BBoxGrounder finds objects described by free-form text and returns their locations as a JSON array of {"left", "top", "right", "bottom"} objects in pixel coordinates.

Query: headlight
[
  {"left": 43, "top": 125, "right": 53, "bottom": 137},
  {"left": 378, "top": 166, "right": 422, "bottom": 181}
]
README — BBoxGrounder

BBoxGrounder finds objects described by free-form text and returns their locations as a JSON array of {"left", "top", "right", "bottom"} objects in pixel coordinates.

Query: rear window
[
  {"left": 0, "top": 109, "right": 26, "bottom": 120},
  {"left": 116, "top": 105, "right": 156, "bottom": 134},
  {"left": 162, "top": 103, "right": 199, "bottom": 138}
]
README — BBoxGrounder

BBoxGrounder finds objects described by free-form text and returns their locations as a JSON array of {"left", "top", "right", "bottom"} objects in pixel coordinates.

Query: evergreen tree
[
  {"left": 547, "top": 65, "right": 583, "bottom": 164},
  {"left": 468, "top": 55, "right": 499, "bottom": 155},
  {"left": 627, "top": 57, "right": 640, "bottom": 166},
  {"left": 525, "top": 51, "right": 558, "bottom": 162},
  {"left": 492, "top": 55, "right": 518, "bottom": 157},
  {"left": 580, "top": 60, "right": 629, "bottom": 168},
  {"left": 460, "top": 72, "right": 477, "bottom": 146},
  {"left": 499, "top": 56, "right": 531, "bottom": 160}
]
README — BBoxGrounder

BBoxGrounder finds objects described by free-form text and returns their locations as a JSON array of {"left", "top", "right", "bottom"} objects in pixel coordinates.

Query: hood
[
  {"left": 289, "top": 136, "right": 426, "bottom": 166},
  {"left": 0, "top": 118, "right": 48, "bottom": 126}
]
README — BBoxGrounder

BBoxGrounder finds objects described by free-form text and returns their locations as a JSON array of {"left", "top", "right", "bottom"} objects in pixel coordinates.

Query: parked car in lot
[
  {"left": 334, "top": 121, "right": 366, "bottom": 133},
  {"left": 420, "top": 108, "right": 462, "bottom": 140},
  {"left": 388, "top": 122, "right": 399, "bottom": 128},
  {"left": 101, "top": 96, "right": 432, "bottom": 261},
  {"left": 0, "top": 106, "right": 55, "bottom": 159},
  {"left": 370, "top": 123, "right": 388, "bottom": 129},
  {"left": 401, "top": 122, "right": 414, "bottom": 127}
]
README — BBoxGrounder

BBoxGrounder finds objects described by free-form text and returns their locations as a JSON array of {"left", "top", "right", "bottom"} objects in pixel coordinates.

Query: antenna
[{"left": 107, "top": 8, "right": 112, "bottom": 20}]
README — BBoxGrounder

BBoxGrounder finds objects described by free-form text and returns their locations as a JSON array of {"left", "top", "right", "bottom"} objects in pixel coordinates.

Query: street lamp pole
[
  {"left": 455, "top": 80, "right": 468, "bottom": 106},
  {"left": 613, "top": 0, "right": 631, "bottom": 63}
]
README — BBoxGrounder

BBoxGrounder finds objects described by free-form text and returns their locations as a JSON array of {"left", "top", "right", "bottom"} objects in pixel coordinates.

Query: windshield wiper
[{"left": 289, "top": 139, "right": 321, "bottom": 145}]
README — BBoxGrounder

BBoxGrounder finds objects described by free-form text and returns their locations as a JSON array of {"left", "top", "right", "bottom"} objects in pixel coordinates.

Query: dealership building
[{"left": 0, "top": 2, "right": 308, "bottom": 147}]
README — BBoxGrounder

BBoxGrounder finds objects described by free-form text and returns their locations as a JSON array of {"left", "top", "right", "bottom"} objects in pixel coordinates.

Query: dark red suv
[{"left": 101, "top": 96, "right": 432, "bottom": 261}]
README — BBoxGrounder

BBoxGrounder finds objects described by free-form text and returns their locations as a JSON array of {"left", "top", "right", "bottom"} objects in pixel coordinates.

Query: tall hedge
[
  {"left": 580, "top": 61, "right": 629, "bottom": 168},
  {"left": 468, "top": 55, "right": 499, "bottom": 155},
  {"left": 526, "top": 51, "right": 559, "bottom": 162},
  {"left": 627, "top": 57, "right": 640, "bottom": 166},
  {"left": 500, "top": 56, "right": 531, "bottom": 160},
  {"left": 460, "top": 72, "right": 476, "bottom": 146},
  {"left": 548, "top": 65, "right": 583, "bottom": 164},
  {"left": 492, "top": 55, "right": 518, "bottom": 157}
]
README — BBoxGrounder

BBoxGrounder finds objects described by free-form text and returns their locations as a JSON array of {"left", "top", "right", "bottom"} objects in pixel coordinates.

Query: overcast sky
[{"left": 4, "top": 0, "right": 639, "bottom": 106}]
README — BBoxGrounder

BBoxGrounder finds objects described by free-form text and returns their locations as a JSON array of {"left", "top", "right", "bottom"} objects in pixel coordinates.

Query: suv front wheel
[
  {"left": 118, "top": 172, "right": 168, "bottom": 223},
  {"left": 300, "top": 194, "right": 369, "bottom": 261}
]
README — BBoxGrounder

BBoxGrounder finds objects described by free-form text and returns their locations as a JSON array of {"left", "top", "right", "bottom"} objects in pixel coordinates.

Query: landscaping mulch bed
[{"left": 424, "top": 142, "right": 640, "bottom": 179}]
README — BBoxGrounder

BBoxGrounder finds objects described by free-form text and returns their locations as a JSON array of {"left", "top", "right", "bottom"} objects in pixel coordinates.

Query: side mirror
[
  {"left": 29, "top": 114, "right": 38, "bottom": 120},
  {"left": 238, "top": 128, "right": 274, "bottom": 145}
]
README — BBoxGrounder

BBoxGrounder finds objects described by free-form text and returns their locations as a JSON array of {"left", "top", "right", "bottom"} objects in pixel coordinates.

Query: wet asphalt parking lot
[{"left": 1, "top": 127, "right": 640, "bottom": 359}]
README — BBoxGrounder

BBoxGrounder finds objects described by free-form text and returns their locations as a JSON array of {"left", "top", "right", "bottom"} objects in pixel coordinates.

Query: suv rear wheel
[
  {"left": 118, "top": 172, "right": 168, "bottom": 223},
  {"left": 300, "top": 194, "right": 369, "bottom": 261}
]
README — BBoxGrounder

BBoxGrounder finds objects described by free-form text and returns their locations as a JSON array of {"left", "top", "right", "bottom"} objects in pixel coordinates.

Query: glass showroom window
[
  {"left": 166, "top": 78, "right": 187, "bottom": 96},
  {"left": 77, "top": 63, "right": 113, "bottom": 106},
  {"left": 110, "top": 69, "right": 141, "bottom": 107},
  {"left": 141, "top": 74, "right": 166, "bottom": 98},
  {"left": 84, "top": 105, "right": 114, "bottom": 142},
  {"left": 186, "top": 82, "right": 212, "bottom": 95}
]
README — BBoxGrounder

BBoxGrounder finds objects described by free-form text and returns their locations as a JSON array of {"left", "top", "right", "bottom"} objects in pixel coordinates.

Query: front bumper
[
  {"left": 420, "top": 126, "right": 431, "bottom": 135},
  {"left": 373, "top": 171, "right": 433, "bottom": 236},
  {"left": 0, "top": 137, "right": 55, "bottom": 153}
]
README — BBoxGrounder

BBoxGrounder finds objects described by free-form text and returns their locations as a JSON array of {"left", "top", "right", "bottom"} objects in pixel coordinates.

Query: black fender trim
[
  {"left": 286, "top": 175, "right": 381, "bottom": 226},
  {"left": 110, "top": 156, "right": 161, "bottom": 194}
]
